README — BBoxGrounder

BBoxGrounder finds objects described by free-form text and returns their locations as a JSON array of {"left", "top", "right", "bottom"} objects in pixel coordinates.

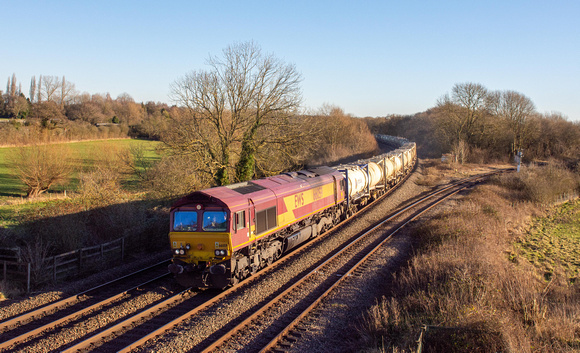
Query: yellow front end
[
  {"left": 168, "top": 231, "right": 233, "bottom": 288},
  {"left": 169, "top": 231, "right": 232, "bottom": 263}
]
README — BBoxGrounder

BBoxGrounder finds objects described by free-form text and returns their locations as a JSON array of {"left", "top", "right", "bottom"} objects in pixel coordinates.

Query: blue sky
[{"left": 2, "top": 1, "right": 579, "bottom": 120}]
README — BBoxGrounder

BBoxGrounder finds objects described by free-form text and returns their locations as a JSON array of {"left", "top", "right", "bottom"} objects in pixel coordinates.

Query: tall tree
[
  {"left": 488, "top": 90, "right": 535, "bottom": 154},
  {"left": 41, "top": 75, "right": 61, "bottom": 102},
  {"left": 435, "top": 82, "right": 491, "bottom": 161},
  {"left": 29, "top": 76, "right": 36, "bottom": 103},
  {"left": 57, "top": 76, "right": 76, "bottom": 107},
  {"left": 169, "top": 42, "right": 303, "bottom": 185},
  {"left": 10, "top": 73, "right": 17, "bottom": 96},
  {"left": 37, "top": 75, "right": 42, "bottom": 103}
]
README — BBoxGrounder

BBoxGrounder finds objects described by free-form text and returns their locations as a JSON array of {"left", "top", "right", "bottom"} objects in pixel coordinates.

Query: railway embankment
[{"left": 350, "top": 159, "right": 580, "bottom": 352}]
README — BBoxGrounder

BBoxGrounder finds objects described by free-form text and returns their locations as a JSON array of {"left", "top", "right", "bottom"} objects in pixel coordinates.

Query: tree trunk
[{"left": 235, "top": 124, "right": 258, "bottom": 182}]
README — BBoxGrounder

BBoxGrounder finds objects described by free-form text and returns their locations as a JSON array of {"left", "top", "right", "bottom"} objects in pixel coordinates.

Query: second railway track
[
  {"left": 0, "top": 166, "right": 507, "bottom": 353},
  {"left": 120, "top": 169, "right": 505, "bottom": 353},
  {"left": 198, "top": 172, "right": 497, "bottom": 353}
]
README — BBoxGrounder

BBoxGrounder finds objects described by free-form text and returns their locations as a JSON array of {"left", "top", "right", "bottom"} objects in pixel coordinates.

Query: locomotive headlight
[
  {"left": 214, "top": 249, "right": 227, "bottom": 256},
  {"left": 185, "top": 243, "right": 191, "bottom": 250},
  {"left": 179, "top": 249, "right": 185, "bottom": 255},
  {"left": 174, "top": 249, "right": 180, "bottom": 255}
]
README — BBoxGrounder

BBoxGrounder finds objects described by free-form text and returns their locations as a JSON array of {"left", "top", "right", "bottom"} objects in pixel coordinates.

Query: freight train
[{"left": 167, "top": 135, "right": 416, "bottom": 288}]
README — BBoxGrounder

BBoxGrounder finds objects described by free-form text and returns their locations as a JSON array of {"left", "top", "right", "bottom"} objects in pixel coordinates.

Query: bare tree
[
  {"left": 488, "top": 90, "right": 535, "bottom": 154},
  {"left": 169, "top": 41, "right": 303, "bottom": 185},
  {"left": 41, "top": 75, "right": 61, "bottom": 102},
  {"left": 10, "top": 144, "right": 73, "bottom": 198},
  {"left": 58, "top": 76, "right": 77, "bottom": 107},
  {"left": 37, "top": 75, "right": 42, "bottom": 103},
  {"left": 436, "top": 82, "right": 489, "bottom": 147}
]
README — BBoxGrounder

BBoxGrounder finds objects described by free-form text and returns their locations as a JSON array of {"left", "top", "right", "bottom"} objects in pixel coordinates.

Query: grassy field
[
  {"left": 0, "top": 139, "right": 160, "bottom": 197},
  {"left": 516, "top": 199, "right": 580, "bottom": 282}
]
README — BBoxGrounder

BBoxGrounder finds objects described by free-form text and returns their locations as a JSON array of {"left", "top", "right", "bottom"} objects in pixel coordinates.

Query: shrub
[
  {"left": 493, "top": 161, "right": 579, "bottom": 203},
  {"left": 9, "top": 144, "right": 73, "bottom": 197},
  {"left": 145, "top": 154, "right": 212, "bottom": 198}
]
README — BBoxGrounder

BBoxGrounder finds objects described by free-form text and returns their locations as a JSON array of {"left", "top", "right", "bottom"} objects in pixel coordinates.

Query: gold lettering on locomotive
[
  {"left": 294, "top": 193, "right": 304, "bottom": 208},
  {"left": 313, "top": 186, "right": 323, "bottom": 201}
]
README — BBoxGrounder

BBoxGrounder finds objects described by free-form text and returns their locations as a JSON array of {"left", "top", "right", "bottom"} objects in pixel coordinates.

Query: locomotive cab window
[
  {"left": 173, "top": 211, "right": 198, "bottom": 231},
  {"left": 202, "top": 211, "right": 228, "bottom": 232},
  {"left": 235, "top": 211, "right": 246, "bottom": 231}
]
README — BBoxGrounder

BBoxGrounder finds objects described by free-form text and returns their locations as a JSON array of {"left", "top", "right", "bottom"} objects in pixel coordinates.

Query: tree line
[
  {"left": 0, "top": 74, "right": 174, "bottom": 146},
  {"left": 3, "top": 46, "right": 579, "bottom": 197},
  {"left": 3, "top": 42, "right": 379, "bottom": 198},
  {"left": 367, "top": 82, "right": 580, "bottom": 166}
]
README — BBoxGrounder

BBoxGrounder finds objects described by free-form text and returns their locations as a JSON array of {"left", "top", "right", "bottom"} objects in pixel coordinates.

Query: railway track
[
  {"left": 49, "top": 156, "right": 420, "bottom": 352},
  {"left": 0, "top": 168, "right": 506, "bottom": 352},
  {"left": 197, "top": 172, "right": 499, "bottom": 353},
  {"left": 113, "top": 170, "right": 502, "bottom": 353},
  {"left": 0, "top": 260, "right": 172, "bottom": 352}
]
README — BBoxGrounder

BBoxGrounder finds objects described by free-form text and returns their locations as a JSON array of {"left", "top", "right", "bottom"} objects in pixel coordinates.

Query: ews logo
[{"left": 294, "top": 193, "right": 304, "bottom": 208}]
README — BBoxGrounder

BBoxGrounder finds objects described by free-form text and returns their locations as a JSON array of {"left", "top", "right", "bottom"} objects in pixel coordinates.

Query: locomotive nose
[{"left": 168, "top": 263, "right": 184, "bottom": 274}]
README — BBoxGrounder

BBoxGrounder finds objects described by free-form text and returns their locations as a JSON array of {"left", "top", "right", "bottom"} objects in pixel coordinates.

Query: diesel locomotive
[{"left": 168, "top": 136, "right": 416, "bottom": 288}]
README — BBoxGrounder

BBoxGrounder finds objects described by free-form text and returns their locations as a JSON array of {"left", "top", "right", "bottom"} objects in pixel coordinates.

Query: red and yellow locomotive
[
  {"left": 168, "top": 166, "right": 345, "bottom": 288},
  {"left": 168, "top": 136, "right": 416, "bottom": 289}
]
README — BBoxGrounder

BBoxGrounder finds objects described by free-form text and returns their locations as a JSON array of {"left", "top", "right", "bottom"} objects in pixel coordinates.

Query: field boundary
[{"left": 1, "top": 238, "right": 126, "bottom": 292}]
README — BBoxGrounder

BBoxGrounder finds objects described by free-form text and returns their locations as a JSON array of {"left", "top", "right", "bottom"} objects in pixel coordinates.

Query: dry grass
[{"left": 359, "top": 162, "right": 580, "bottom": 352}]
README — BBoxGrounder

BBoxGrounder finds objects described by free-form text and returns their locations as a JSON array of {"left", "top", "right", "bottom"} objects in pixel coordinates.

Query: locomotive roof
[{"left": 171, "top": 166, "right": 339, "bottom": 210}]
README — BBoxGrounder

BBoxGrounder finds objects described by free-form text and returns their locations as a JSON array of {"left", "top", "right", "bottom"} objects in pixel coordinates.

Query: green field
[
  {"left": 0, "top": 139, "right": 160, "bottom": 197},
  {"left": 516, "top": 199, "right": 580, "bottom": 282}
]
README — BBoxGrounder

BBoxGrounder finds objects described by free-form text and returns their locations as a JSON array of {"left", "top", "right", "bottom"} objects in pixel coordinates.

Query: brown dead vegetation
[{"left": 359, "top": 160, "right": 580, "bottom": 352}]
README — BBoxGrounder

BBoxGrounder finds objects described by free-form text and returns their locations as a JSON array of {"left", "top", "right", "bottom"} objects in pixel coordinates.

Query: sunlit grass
[
  {"left": 516, "top": 199, "right": 580, "bottom": 282},
  {"left": 0, "top": 139, "right": 160, "bottom": 197}
]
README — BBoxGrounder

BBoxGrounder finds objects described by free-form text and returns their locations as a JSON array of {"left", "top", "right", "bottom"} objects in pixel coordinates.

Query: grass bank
[{"left": 359, "top": 161, "right": 580, "bottom": 352}]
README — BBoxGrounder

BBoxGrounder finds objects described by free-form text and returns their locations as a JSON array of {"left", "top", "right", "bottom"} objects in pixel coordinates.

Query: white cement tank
[
  {"left": 367, "top": 162, "right": 383, "bottom": 188},
  {"left": 344, "top": 166, "right": 368, "bottom": 197},
  {"left": 392, "top": 155, "right": 403, "bottom": 174},
  {"left": 383, "top": 158, "right": 395, "bottom": 180}
]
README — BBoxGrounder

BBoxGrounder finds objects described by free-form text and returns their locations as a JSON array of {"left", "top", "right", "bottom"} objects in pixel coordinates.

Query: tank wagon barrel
[
  {"left": 334, "top": 137, "right": 416, "bottom": 211},
  {"left": 167, "top": 135, "right": 416, "bottom": 289}
]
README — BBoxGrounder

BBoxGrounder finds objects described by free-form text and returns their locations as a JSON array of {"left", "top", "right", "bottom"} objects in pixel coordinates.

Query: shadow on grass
[{"left": 1, "top": 197, "right": 173, "bottom": 258}]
